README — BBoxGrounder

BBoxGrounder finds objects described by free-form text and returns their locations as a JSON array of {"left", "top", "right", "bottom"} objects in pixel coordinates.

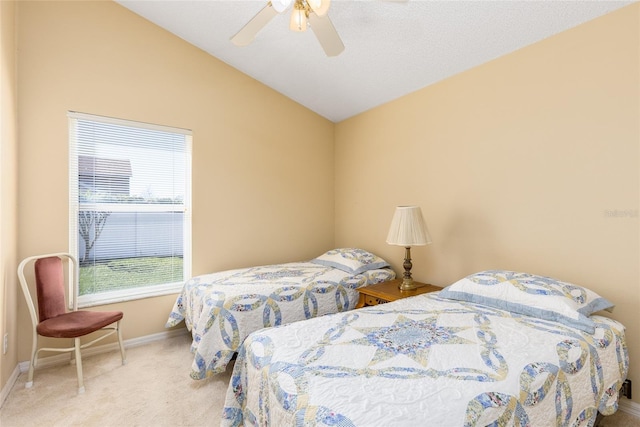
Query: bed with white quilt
[
  {"left": 222, "top": 270, "right": 628, "bottom": 426},
  {"left": 166, "top": 248, "right": 395, "bottom": 379}
]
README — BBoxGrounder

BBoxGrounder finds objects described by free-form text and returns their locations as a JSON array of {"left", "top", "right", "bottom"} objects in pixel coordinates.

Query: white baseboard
[
  {"left": 0, "top": 364, "right": 21, "bottom": 409},
  {"left": 17, "top": 327, "right": 189, "bottom": 373},
  {"left": 619, "top": 398, "right": 640, "bottom": 418},
  {"left": 1, "top": 327, "right": 189, "bottom": 408}
]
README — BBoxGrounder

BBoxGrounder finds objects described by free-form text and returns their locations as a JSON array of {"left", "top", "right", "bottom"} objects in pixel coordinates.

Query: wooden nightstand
[{"left": 356, "top": 279, "right": 441, "bottom": 308}]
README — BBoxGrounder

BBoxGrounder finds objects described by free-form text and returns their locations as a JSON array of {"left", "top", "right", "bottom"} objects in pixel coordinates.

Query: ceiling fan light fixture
[
  {"left": 307, "top": 0, "right": 330, "bottom": 17},
  {"left": 231, "top": 0, "right": 343, "bottom": 57},
  {"left": 290, "top": 1, "right": 307, "bottom": 32},
  {"left": 271, "top": 0, "right": 293, "bottom": 13}
]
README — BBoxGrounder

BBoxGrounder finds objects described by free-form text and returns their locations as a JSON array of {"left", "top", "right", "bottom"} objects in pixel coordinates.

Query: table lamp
[{"left": 386, "top": 206, "right": 432, "bottom": 290}]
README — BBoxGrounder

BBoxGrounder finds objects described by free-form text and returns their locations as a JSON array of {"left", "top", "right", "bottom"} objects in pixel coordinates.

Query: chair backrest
[
  {"left": 35, "top": 257, "right": 67, "bottom": 321},
  {"left": 18, "top": 253, "right": 79, "bottom": 326}
]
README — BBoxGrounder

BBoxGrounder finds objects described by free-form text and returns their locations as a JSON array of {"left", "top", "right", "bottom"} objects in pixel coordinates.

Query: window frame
[{"left": 68, "top": 111, "right": 192, "bottom": 307}]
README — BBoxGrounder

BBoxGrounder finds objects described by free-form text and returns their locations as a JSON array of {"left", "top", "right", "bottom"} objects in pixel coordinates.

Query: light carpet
[
  {"left": 0, "top": 331, "right": 638, "bottom": 426},
  {"left": 0, "top": 332, "right": 231, "bottom": 426}
]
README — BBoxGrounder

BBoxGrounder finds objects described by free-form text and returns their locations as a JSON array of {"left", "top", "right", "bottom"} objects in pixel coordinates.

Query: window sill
[{"left": 77, "top": 282, "right": 183, "bottom": 308}]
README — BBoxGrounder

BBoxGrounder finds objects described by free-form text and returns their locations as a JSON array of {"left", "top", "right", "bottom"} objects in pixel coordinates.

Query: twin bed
[
  {"left": 166, "top": 248, "right": 395, "bottom": 378},
  {"left": 167, "top": 253, "right": 629, "bottom": 426}
]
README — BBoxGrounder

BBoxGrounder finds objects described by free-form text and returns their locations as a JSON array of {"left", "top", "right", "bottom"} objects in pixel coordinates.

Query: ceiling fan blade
[
  {"left": 308, "top": 13, "right": 345, "bottom": 57},
  {"left": 230, "top": 3, "right": 279, "bottom": 47}
]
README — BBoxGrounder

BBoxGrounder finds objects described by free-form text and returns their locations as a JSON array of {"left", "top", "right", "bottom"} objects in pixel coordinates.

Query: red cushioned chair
[{"left": 17, "top": 253, "right": 126, "bottom": 393}]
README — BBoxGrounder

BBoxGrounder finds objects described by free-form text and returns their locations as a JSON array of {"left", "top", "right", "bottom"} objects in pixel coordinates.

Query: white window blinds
[{"left": 68, "top": 112, "right": 192, "bottom": 306}]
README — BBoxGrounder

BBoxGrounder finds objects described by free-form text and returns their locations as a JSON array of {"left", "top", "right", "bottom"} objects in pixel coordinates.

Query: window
[{"left": 68, "top": 112, "right": 192, "bottom": 306}]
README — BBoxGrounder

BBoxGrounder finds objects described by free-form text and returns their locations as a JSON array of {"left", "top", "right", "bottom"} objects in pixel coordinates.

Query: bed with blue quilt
[
  {"left": 166, "top": 248, "right": 395, "bottom": 379},
  {"left": 222, "top": 270, "right": 628, "bottom": 426}
]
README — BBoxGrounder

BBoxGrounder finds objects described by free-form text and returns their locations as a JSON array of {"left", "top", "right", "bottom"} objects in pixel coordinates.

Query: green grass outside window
[{"left": 79, "top": 257, "right": 183, "bottom": 295}]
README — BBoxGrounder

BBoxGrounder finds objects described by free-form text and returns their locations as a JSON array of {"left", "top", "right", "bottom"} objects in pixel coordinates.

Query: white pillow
[
  {"left": 439, "top": 270, "right": 614, "bottom": 333},
  {"left": 310, "top": 248, "right": 390, "bottom": 275}
]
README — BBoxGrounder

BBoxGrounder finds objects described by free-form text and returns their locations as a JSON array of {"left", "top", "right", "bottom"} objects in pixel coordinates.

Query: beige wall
[
  {"left": 12, "top": 0, "right": 334, "bottom": 366},
  {"left": 335, "top": 3, "right": 639, "bottom": 405},
  {"left": 1, "top": 0, "right": 19, "bottom": 392}
]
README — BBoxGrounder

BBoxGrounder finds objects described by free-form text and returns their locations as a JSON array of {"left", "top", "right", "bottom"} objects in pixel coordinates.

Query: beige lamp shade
[{"left": 386, "top": 206, "right": 432, "bottom": 246}]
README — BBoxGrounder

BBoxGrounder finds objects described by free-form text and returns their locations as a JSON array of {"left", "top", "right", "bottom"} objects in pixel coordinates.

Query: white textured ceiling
[{"left": 116, "top": 0, "right": 634, "bottom": 122}]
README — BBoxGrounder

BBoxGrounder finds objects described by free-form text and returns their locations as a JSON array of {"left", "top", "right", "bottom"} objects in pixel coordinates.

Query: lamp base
[
  {"left": 397, "top": 246, "right": 418, "bottom": 291},
  {"left": 398, "top": 277, "right": 418, "bottom": 291}
]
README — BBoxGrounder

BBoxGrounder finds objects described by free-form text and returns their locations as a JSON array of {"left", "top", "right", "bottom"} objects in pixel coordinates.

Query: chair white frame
[{"left": 17, "top": 252, "right": 126, "bottom": 394}]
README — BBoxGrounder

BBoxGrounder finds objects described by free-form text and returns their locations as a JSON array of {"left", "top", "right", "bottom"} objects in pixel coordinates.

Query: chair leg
[
  {"left": 117, "top": 320, "right": 127, "bottom": 365},
  {"left": 70, "top": 340, "right": 76, "bottom": 365},
  {"left": 25, "top": 333, "right": 38, "bottom": 389},
  {"left": 74, "top": 337, "right": 85, "bottom": 394}
]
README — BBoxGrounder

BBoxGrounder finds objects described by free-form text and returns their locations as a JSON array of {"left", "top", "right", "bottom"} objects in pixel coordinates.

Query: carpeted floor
[
  {"left": 0, "top": 333, "right": 231, "bottom": 426},
  {"left": 0, "top": 332, "right": 638, "bottom": 426}
]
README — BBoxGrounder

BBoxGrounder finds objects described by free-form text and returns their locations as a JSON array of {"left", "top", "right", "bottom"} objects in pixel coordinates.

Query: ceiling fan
[{"left": 231, "top": 0, "right": 345, "bottom": 57}]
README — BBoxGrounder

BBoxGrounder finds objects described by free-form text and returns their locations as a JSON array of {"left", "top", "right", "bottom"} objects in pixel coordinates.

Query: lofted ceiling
[{"left": 116, "top": 0, "right": 634, "bottom": 123}]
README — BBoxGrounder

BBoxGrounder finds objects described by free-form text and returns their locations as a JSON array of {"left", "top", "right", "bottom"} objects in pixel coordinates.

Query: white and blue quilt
[
  {"left": 166, "top": 262, "right": 395, "bottom": 379},
  {"left": 221, "top": 293, "right": 628, "bottom": 426}
]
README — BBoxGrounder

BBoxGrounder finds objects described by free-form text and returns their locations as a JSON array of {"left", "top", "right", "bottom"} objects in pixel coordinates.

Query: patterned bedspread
[
  {"left": 166, "top": 262, "right": 395, "bottom": 379},
  {"left": 222, "top": 293, "right": 628, "bottom": 426}
]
